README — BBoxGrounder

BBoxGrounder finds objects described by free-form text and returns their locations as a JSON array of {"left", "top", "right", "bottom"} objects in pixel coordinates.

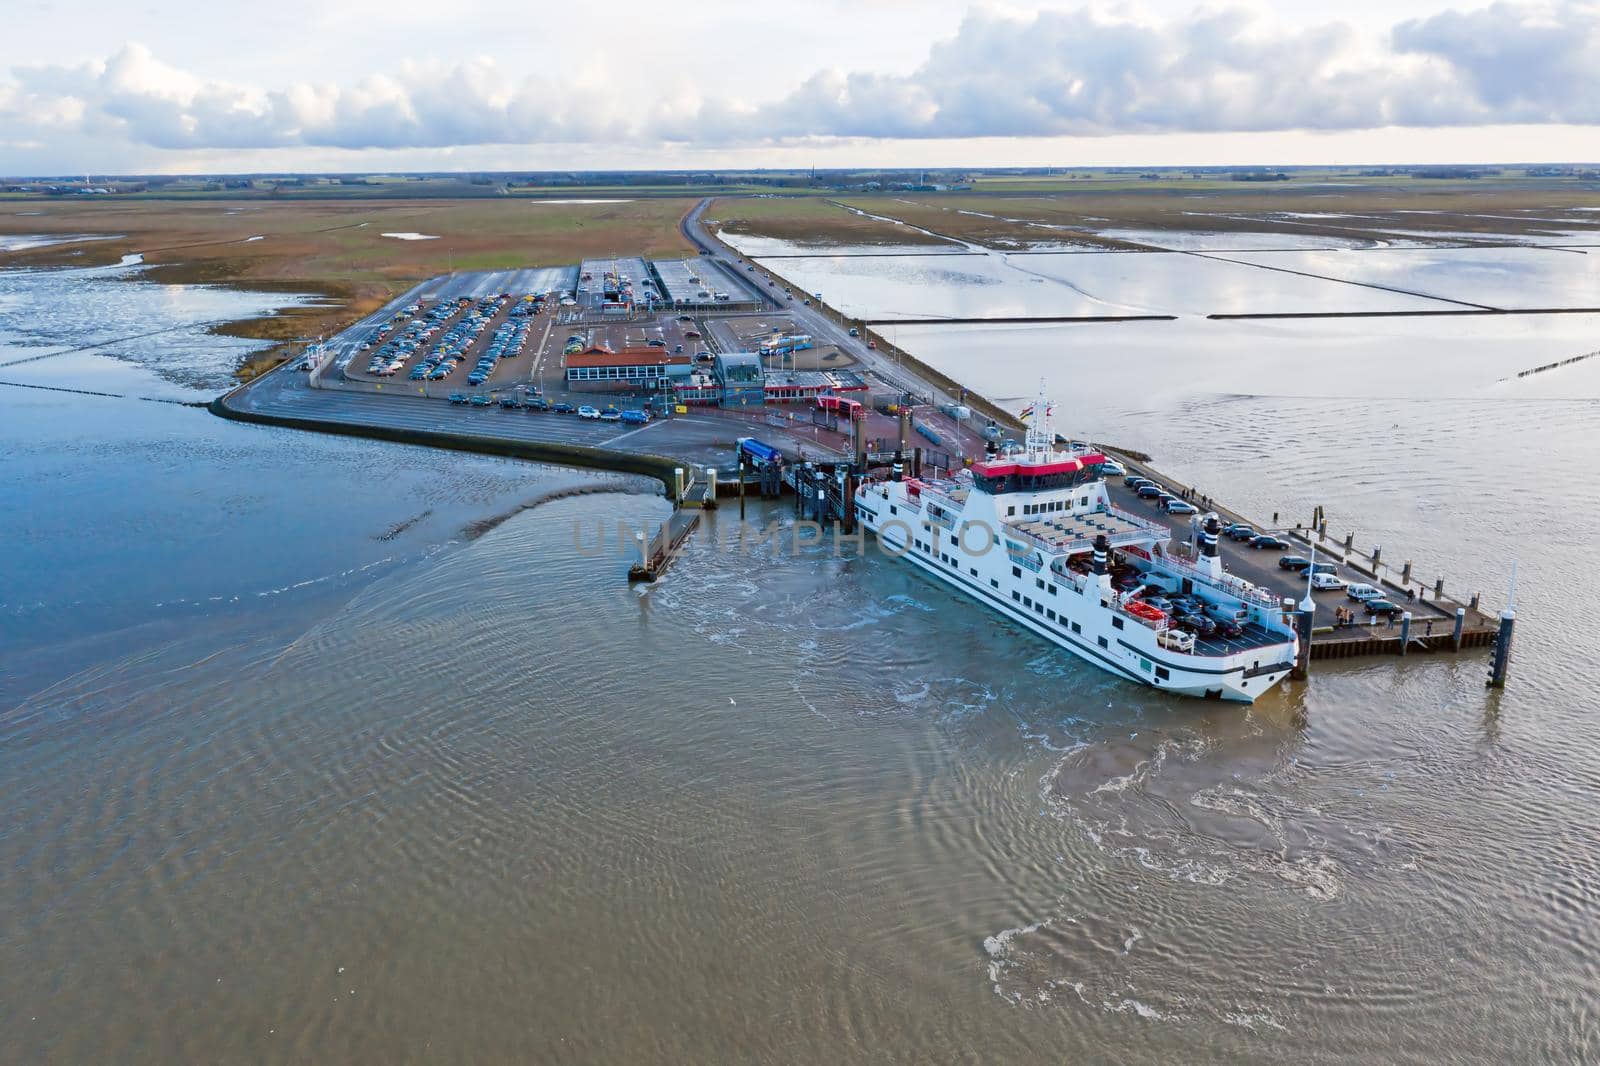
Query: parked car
[
  {"left": 525, "top": 397, "right": 551, "bottom": 411},
  {"left": 1179, "top": 613, "right": 1218, "bottom": 637},
  {"left": 1210, "top": 616, "right": 1245, "bottom": 639},
  {"left": 1144, "top": 596, "right": 1174, "bottom": 613},
  {"left": 1308, "top": 562, "right": 1337, "bottom": 575},
  {"left": 620, "top": 409, "right": 650, "bottom": 425},
  {"left": 1278, "top": 555, "right": 1313, "bottom": 571},
  {"left": 469, "top": 395, "right": 491, "bottom": 407},
  {"left": 578, "top": 405, "right": 601, "bottom": 419},
  {"left": 1136, "top": 484, "right": 1163, "bottom": 499},
  {"left": 1310, "top": 572, "right": 1347, "bottom": 591},
  {"left": 1250, "top": 535, "right": 1289, "bottom": 550},
  {"left": 1163, "top": 499, "right": 1199, "bottom": 515},
  {"left": 599, "top": 408, "right": 623, "bottom": 422},
  {"left": 1223, "top": 523, "right": 1256, "bottom": 541},
  {"left": 1365, "top": 599, "right": 1403, "bottom": 620},
  {"left": 553, "top": 403, "right": 576, "bottom": 414},
  {"left": 1345, "top": 583, "right": 1383, "bottom": 602},
  {"left": 1099, "top": 459, "right": 1126, "bottom": 476}
]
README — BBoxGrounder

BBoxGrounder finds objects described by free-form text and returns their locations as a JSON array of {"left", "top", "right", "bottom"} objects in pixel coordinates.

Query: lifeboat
[{"left": 1124, "top": 600, "right": 1168, "bottom": 624}]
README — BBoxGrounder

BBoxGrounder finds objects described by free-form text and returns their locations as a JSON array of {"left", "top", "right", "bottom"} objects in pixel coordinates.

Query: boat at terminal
[{"left": 854, "top": 390, "right": 1299, "bottom": 701}]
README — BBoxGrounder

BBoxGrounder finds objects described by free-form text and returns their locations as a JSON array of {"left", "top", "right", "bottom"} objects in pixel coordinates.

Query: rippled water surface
[{"left": 4, "top": 254, "right": 1599, "bottom": 1063}]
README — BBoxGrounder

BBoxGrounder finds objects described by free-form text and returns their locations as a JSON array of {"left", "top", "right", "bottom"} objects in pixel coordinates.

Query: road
[{"left": 681, "top": 199, "right": 976, "bottom": 413}]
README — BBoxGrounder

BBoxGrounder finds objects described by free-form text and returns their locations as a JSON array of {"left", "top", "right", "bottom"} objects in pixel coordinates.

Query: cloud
[{"left": 1, "top": 3, "right": 1598, "bottom": 160}]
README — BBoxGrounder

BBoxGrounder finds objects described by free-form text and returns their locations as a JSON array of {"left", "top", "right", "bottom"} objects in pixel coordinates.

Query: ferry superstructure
[{"left": 853, "top": 395, "right": 1298, "bottom": 702}]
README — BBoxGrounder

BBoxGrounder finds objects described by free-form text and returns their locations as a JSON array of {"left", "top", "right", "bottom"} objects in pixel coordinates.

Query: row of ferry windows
[
  {"left": 1010, "top": 589, "right": 1090, "bottom": 637},
  {"left": 1012, "top": 496, "right": 1093, "bottom": 518}
]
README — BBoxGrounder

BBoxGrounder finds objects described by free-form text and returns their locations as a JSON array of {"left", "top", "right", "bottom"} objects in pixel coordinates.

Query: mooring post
[
  {"left": 1398, "top": 611, "right": 1412, "bottom": 655},
  {"left": 738, "top": 459, "right": 746, "bottom": 520},
  {"left": 1452, "top": 607, "right": 1466, "bottom": 651},
  {"left": 706, "top": 466, "right": 717, "bottom": 505},
  {"left": 1401, "top": 560, "right": 1413, "bottom": 585},
  {"left": 1434, "top": 577, "right": 1445, "bottom": 600},
  {"left": 1470, "top": 591, "right": 1481, "bottom": 610},
  {"left": 674, "top": 467, "right": 685, "bottom": 504},
  {"left": 1487, "top": 610, "right": 1516, "bottom": 688},
  {"left": 1344, "top": 531, "right": 1355, "bottom": 552},
  {"left": 913, "top": 446, "right": 923, "bottom": 479},
  {"left": 1372, "top": 544, "right": 1382, "bottom": 569}
]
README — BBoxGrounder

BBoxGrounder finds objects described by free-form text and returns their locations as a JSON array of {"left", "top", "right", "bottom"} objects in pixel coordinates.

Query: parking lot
[
  {"left": 651, "top": 256, "right": 764, "bottom": 307},
  {"left": 576, "top": 256, "right": 652, "bottom": 313},
  {"left": 559, "top": 316, "right": 709, "bottom": 361},
  {"left": 345, "top": 290, "right": 556, "bottom": 392},
  {"left": 703, "top": 314, "right": 853, "bottom": 371}
]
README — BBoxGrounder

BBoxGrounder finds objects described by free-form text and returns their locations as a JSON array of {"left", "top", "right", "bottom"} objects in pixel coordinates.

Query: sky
[{"left": 1, "top": 0, "right": 1598, "bottom": 174}]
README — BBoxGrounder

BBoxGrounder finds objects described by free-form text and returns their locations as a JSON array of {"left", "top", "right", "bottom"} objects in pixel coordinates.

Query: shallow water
[
  {"left": 1228, "top": 246, "right": 1600, "bottom": 309},
  {"left": 4, "top": 255, "right": 1600, "bottom": 1063},
  {"left": 751, "top": 248, "right": 1455, "bottom": 321}
]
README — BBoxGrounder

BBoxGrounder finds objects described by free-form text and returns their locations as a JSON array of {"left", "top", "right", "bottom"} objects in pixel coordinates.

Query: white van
[{"left": 1345, "top": 582, "right": 1382, "bottom": 602}]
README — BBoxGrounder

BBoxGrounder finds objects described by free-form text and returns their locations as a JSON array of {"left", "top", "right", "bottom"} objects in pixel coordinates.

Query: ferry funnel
[
  {"left": 1201, "top": 513, "right": 1221, "bottom": 558},
  {"left": 891, "top": 449, "right": 904, "bottom": 482},
  {"left": 1091, "top": 534, "right": 1109, "bottom": 576}
]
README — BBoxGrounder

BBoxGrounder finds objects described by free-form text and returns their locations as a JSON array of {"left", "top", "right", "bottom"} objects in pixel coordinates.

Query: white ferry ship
[{"left": 853, "top": 394, "right": 1299, "bottom": 702}]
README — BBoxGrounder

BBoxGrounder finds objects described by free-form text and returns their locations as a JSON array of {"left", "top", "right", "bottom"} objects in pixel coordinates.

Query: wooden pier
[{"left": 628, "top": 508, "right": 702, "bottom": 582}]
